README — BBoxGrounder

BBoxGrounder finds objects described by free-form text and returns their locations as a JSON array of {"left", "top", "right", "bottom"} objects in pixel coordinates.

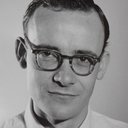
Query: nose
[{"left": 52, "top": 61, "right": 76, "bottom": 87}]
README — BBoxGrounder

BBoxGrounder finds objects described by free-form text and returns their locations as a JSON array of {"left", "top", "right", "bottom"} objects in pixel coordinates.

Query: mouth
[
  {"left": 48, "top": 91, "right": 78, "bottom": 97},
  {"left": 47, "top": 91, "right": 79, "bottom": 103}
]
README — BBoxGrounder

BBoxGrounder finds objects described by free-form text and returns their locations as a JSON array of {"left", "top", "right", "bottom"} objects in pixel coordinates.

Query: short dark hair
[{"left": 23, "top": 0, "right": 110, "bottom": 55}]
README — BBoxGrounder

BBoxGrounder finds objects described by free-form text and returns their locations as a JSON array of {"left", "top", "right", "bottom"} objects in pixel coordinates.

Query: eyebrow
[
  {"left": 31, "top": 43, "right": 60, "bottom": 52},
  {"left": 30, "top": 42, "right": 98, "bottom": 57},
  {"left": 74, "top": 50, "right": 98, "bottom": 57}
]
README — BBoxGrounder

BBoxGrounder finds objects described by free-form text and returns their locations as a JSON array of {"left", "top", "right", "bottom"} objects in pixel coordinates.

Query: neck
[
  {"left": 55, "top": 106, "right": 88, "bottom": 128},
  {"left": 31, "top": 100, "right": 88, "bottom": 128}
]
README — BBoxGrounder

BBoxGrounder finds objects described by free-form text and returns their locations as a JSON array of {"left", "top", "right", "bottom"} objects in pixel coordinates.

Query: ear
[
  {"left": 15, "top": 37, "right": 27, "bottom": 69},
  {"left": 97, "top": 51, "right": 110, "bottom": 80}
]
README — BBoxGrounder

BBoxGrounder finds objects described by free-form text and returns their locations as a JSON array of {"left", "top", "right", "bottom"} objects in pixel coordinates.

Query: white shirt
[{"left": 1, "top": 101, "right": 128, "bottom": 128}]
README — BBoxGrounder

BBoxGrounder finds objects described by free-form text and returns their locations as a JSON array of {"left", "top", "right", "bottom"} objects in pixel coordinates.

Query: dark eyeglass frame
[{"left": 24, "top": 34, "right": 103, "bottom": 76}]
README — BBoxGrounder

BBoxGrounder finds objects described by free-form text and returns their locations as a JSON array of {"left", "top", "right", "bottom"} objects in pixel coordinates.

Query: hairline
[{"left": 23, "top": 6, "right": 96, "bottom": 35}]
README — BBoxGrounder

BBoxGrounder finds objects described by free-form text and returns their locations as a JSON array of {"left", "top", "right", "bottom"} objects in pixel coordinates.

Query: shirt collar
[
  {"left": 24, "top": 100, "right": 91, "bottom": 128},
  {"left": 25, "top": 100, "right": 44, "bottom": 128}
]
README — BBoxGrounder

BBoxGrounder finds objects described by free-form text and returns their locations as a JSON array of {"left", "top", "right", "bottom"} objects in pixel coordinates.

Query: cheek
[
  {"left": 26, "top": 55, "right": 51, "bottom": 100},
  {"left": 27, "top": 70, "right": 51, "bottom": 91},
  {"left": 78, "top": 64, "right": 100, "bottom": 97}
]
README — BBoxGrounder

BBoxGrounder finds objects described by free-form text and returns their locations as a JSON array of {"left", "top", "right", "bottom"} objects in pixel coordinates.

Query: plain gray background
[{"left": 0, "top": 0, "right": 128, "bottom": 124}]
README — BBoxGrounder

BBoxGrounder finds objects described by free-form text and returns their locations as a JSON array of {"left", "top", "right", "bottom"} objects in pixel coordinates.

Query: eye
[
  {"left": 38, "top": 50, "right": 58, "bottom": 62},
  {"left": 80, "top": 56, "right": 91, "bottom": 63},
  {"left": 75, "top": 56, "right": 94, "bottom": 67},
  {"left": 41, "top": 50, "right": 51, "bottom": 57},
  {"left": 38, "top": 50, "right": 54, "bottom": 60},
  {"left": 80, "top": 56, "right": 87, "bottom": 61}
]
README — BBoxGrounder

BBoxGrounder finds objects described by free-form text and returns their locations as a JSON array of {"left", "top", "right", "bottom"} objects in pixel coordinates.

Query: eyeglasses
[{"left": 24, "top": 34, "right": 102, "bottom": 76}]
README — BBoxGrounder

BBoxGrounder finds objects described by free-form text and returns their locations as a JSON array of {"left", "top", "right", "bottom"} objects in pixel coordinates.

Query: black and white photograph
[{"left": 0, "top": 0, "right": 128, "bottom": 128}]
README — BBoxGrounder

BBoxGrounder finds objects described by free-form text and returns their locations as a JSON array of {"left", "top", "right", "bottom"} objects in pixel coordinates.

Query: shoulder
[
  {"left": 91, "top": 110, "right": 128, "bottom": 128},
  {"left": 0, "top": 112, "right": 26, "bottom": 128}
]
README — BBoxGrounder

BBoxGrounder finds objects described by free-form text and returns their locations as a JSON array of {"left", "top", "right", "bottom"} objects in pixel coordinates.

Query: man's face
[{"left": 26, "top": 7, "right": 105, "bottom": 121}]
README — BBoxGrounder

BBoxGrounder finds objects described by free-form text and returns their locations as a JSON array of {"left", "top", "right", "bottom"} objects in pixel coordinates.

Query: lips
[{"left": 48, "top": 91, "right": 78, "bottom": 97}]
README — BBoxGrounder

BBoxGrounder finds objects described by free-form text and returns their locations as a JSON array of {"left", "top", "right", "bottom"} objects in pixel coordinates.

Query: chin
[
  {"left": 50, "top": 109, "right": 76, "bottom": 121},
  {"left": 46, "top": 102, "right": 87, "bottom": 122},
  {"left": 35, "top": 92, "right": 90, "bottom": 121}
]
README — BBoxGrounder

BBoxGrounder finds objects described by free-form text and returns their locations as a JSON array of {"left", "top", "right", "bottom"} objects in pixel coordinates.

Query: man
[{"left": 1, "top": 0, "right": 128, "bottom": 128}]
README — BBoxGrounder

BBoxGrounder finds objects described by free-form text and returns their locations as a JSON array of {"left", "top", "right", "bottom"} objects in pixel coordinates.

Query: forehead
[{"left": 27, "top": 7, "right": 104, "bottom": 56}]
